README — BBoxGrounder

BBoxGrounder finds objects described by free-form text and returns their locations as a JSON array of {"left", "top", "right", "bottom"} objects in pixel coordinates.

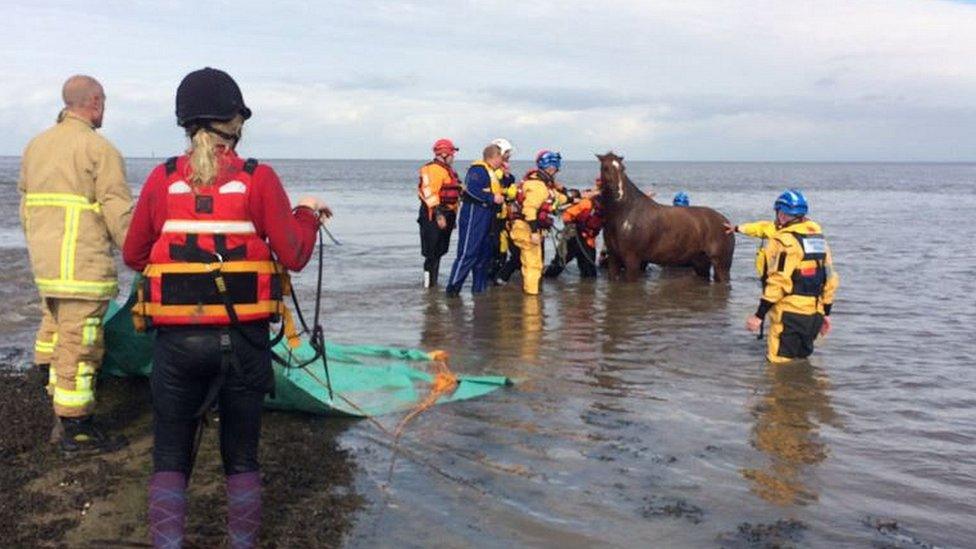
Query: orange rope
[
  {"left": 294, "top": 349, "right": 465, "bottom": 490},
  {"left": 386, "top": 350, "right": 458, "bottom": 483}
]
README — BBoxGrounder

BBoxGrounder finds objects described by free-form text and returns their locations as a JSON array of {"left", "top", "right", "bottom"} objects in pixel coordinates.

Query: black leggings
[{"left": 150, "top": 322, "right": 273, "bottom": 476}]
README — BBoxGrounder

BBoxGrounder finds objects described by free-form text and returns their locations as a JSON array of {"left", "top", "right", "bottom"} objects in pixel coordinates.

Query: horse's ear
[
  {"left": 618, "top": 155, "right": 624, "bottom": 161},
  {"left": 596, "top": 153, "right": 605, "bottom": 161}
]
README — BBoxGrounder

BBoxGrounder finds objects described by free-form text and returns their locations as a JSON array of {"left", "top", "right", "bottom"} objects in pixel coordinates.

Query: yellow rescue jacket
[
  {"left": 470, "top": 160, "right": 501, "bottom": 196},
  {"left": 760, "top": 219, "right": 839, "bottom": 316},
  {"left": 18, "top": 113, "right": 133, "bottom": 299}
]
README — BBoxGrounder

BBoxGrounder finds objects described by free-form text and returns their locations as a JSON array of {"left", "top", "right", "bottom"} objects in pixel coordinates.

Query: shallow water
[{"left": 2, "top": 157, "right": 974, "bottom": 547}]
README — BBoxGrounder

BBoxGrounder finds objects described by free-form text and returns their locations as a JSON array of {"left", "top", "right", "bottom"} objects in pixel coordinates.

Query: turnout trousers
[{"left": 35, "top": 298, "right": 109, "bottom": 418}]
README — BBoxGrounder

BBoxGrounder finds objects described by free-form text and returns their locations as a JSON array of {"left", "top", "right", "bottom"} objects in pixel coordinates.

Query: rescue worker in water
[
  {"left": 18, "top": 74, "right": 133, "bottom": 453},
  {"left": 445, "top": 144, "right": 505, "bottom": 296},
  {"left": 509, "top": 150, "right": 566, "bottom": 295},
  {"left": 417, "top": 138, "right": 462, "bottom": 288},
  {"left": 122, "top": 67, "right": 329, "bottom": 548},
  {"left": 544, "top": 187, "right": 602, "bottom": 279},
  {"left": 487, "top": 138, "right": 516, "bottom": 282},
  {"left": 729, "top": 189, "right": 839, "bottom": 363}
]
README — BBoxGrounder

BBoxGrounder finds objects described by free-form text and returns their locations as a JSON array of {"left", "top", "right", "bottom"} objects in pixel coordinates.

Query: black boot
[{"left": 59, "top": 416, "right": 126, "bottom": 455}]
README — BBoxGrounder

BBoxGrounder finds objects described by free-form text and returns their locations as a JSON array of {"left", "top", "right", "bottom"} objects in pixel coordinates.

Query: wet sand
[{"left": 0, "top": 365, "right": 362, "bottom": 548}]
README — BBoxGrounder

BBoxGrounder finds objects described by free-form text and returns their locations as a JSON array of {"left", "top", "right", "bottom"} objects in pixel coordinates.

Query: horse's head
[{"left": 596, "top": 152, "right": 628, "bottom": 202}]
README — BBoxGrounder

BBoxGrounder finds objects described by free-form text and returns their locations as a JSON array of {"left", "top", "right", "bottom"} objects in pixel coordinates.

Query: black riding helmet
[{"left": 176, "top": 67, "right": 252, "bottom": 127}]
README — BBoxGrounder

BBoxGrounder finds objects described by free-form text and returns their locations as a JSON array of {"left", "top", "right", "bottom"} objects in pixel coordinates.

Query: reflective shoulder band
[{"left": 161, "top": 220, "right": 257, "bottom": 234}]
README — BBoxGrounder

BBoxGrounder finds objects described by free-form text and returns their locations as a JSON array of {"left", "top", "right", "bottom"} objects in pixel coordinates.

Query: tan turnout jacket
[{"left": 18, "top": 112, "right": 132, "bottom": 300}]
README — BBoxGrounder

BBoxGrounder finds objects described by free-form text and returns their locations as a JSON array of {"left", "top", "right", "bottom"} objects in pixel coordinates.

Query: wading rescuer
[
  {"left": 417, "top": 138, "right": 461, "bottom": 288},
  {"left": 488, "top": 138, "right": 516, "bottom": 282},
  {"left": 509, "top": 150, "right": 566, "bottom": 295},
  {"left": 729, "top": 190, "right": 839, "bottom": 363},
  {"left": 18, "top": 74, "right": 133, "bottom": 453},
  {"left": 544, "top": 187, "right": 602, "bottom": 279},
  {"left": 121, "top": 68, "right": 329, "bottom": 548},
  {"left": 445, "top": 143, "right": 505, "bottom": 296}
]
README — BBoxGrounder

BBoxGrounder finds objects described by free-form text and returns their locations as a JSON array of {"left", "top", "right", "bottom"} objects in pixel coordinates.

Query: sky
[{"left": 3, "top": 0, "right": 976, "bottom": 161}]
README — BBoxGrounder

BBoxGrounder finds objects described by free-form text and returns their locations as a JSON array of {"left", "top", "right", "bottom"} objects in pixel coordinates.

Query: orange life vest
[
  {"left": 576, "top": 198, "right": 604, "bottom": 241},
  {"left": 134, "top": 157, "right": 291, "bottom": 329},
  {"left": 418, "top": 160, "right": 461, "bottom": 213}
]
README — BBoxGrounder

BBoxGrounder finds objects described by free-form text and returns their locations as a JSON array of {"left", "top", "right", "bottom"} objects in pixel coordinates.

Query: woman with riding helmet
[{"left": 122, "top": 67, "right": 329, "bottom": 548}]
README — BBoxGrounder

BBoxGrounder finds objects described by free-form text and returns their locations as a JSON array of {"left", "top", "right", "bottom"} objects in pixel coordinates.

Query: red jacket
[{"left": 123, "top": 151, "right": 319, "bottom": 273}]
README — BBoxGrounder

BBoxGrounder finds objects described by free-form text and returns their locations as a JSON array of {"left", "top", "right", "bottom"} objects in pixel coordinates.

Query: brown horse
[{"left": 597, "top": 152, "right": 734, "bottom": 282}]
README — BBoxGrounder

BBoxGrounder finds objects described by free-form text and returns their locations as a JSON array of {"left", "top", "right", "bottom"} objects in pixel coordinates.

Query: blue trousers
[{"left": 447, "top": 203, "right": 494, "bottom": 293}]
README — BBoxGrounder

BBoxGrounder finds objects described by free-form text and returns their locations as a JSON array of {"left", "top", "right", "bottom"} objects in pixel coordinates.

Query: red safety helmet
[{"left": 433, "top": 138, "right": 459, "bottom": 155}]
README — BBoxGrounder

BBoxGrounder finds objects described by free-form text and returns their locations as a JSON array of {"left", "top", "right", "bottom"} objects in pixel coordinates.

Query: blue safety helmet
[
  {"left": 536, "top": 150, "right": 562, "bottom": 171},
  {"left": 673, "top": 191, "right": 690, "bottom": 207},
  {"left": 774, "top": 189, "right": 808, "bottom": 216}
]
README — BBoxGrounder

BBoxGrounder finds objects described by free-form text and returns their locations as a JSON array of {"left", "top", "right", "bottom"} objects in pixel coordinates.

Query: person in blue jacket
[
  {"left": 446, "top": 143, "right": 505, "bottom": 296},
  {"left": 673, "top": 191, "right": 690, "bottom": 207}
]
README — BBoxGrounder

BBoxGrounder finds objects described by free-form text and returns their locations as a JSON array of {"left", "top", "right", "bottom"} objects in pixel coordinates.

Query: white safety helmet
[{"left": 491, "top": 138, "right": 513, "bottom": 156}]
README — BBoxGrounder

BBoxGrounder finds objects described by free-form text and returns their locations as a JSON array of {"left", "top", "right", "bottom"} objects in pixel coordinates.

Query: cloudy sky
[{"left": 3, "top": 0, "right": 976, "bottom": 160}]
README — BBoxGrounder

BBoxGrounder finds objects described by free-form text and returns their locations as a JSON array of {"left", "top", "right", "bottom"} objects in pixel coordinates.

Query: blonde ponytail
[{"left": 187, "top": 115, "right": 245, "bottom": 187}]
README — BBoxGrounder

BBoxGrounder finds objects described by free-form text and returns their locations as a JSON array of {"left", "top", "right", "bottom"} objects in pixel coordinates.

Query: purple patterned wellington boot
[
  {"left": 148, "top": 471, "right": 187, "bottom": 549},
  {"left": 227, "top": 471, "right": 261, "bottom": 549}
]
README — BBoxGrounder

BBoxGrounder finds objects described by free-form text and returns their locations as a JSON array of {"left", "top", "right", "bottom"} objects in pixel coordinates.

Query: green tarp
[{"left": 101, "top": 292, "right": 510, "bottom": 417}]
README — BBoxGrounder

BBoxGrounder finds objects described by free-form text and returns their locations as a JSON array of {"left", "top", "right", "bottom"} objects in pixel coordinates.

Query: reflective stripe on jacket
[
  {"left": 18, "top": 113, "right": 133, "bottom": 299},
  {"left": 418, "top": 160, "right": 461, "bottom": 217}
]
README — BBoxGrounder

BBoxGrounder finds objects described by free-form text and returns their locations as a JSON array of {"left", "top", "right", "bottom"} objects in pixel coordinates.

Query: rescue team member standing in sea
[
  {"left": 417, "top": 138, "right": 461, "bottom": 288},
  {"left": 544, "top": 187, "right": 602, "bottom": 279},
  {"left": 509, "top": 150, "right": 565, "bottom": 295},
  {"left": 730, "top": 189, "right": 839, "bottom": 363},
  {"left": 487, "top": 138, "right": 516, "bottom": 282},
  {"left": 445, "top": 144, "right": 505, "bottom": 296},
  {"left": 122, "top": 68, "right": 329, "bottom": 549},
  {"left": 19, "top": 75, "right": 133, "bottom": 453}
]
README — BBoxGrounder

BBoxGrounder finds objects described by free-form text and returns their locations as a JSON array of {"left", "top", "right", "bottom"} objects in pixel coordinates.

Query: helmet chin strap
[
  {"left": 775, "top": 214, "right": 804, "bottom": 229},
  {"left": 195, "top": 123, "right": 241, "bottom": 148}
]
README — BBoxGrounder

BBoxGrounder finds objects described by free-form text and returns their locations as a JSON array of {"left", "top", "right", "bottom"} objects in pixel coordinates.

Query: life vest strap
[
  {"left": 139, "top": 301, "right": 282, "bottom": 318},
  {"left": 144, "top": 260, "right": 282, "bottom": 276},
  {"left": 243, "top": 158, "right": 258, "bottom": 175}
]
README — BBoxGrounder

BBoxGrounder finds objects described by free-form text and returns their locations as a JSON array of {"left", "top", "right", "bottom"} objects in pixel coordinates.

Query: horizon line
[{"left": 1, "top": 155, "right": 975, "bottom": 164}]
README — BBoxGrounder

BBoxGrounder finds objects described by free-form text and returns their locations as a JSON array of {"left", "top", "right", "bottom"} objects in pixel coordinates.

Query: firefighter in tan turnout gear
[{"left": 18, "top": 75, "right": 133, "bottom": 453}]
